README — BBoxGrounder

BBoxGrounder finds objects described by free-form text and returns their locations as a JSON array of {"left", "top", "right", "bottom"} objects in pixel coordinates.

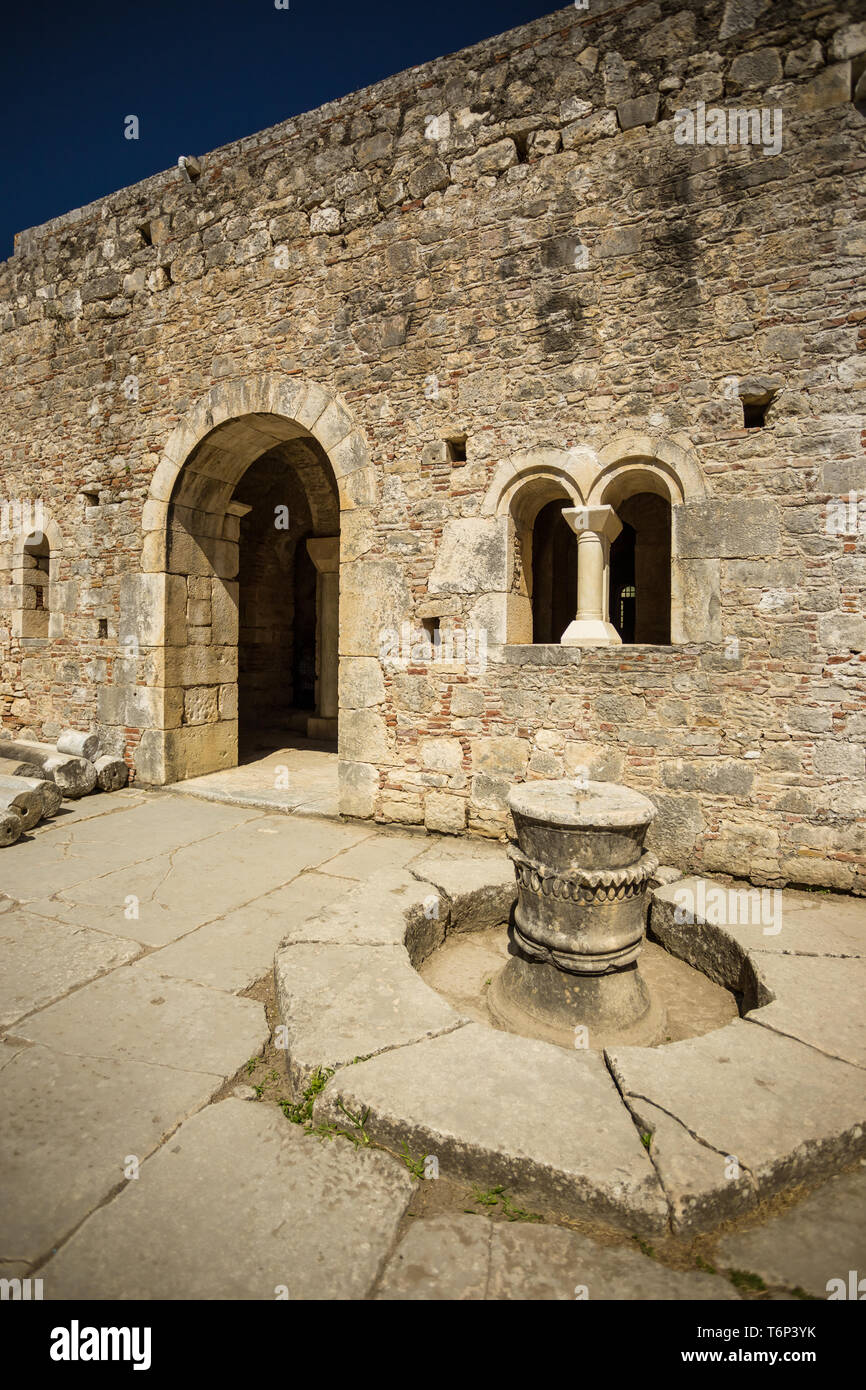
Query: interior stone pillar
[
  {"left": 306, "top": 537, "right": 339, "bottom": 741},
  {"left": 560, "top": 506, "right": 622, "bottom": 647}
]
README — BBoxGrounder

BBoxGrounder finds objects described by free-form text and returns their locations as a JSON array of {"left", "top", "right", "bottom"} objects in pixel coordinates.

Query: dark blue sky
[{"left": 0, "top": 0, "right": 557, "bottom": 258}]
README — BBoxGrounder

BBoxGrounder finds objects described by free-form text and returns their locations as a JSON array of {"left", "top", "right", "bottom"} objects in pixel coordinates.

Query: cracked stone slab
[
  {"left": 17, "top": 960, "right": 265, "bottom": 1078},
  {"left": 377, "top": 1215, "right": 739, "bottom": 1300},
  {"left": 0, "top": 1038, "right": 28, "bottom": 1072},
  {"left": 607, "top": 1020, "right": 866, "bottom": 1228},
  {"left": 29, "top": 790, "right": 146, "bottom": 829},
  {"left": 744, "top": 954, "right": 866, "bottom": 1069},
  {"left": 315, "top": 1023, "right": 668, "bottom": 1235},
  {"left": 410, "top": 841, "right": 516, "bottom": 933},
  {"left": 716, "top": 1168, "right": 866, "bottom": 1299},
  {"left": 276, "top": 942, "right": 466, "bottom": 1092},
  {"left": 779, "top": 891, "right": 866, "bottom": 937},
  {"left": 0, "top": 1043, "right": 221, "bottom": 1265},
  {"left": 26, "top": 812, "right": 372, "bottom": 948},
  {"left": 149, "top": 871, "right": 350, "bottom": 992},
  {"left": 615, "top": 1093, "right": 757, "bottom": 1232},
  {"left": 651, "top": 880, "right": 866, "bottom": 981},
  {"left": 0, "top": 910, "right": 140, "bottom": 1028},
  {"left": 319, "top": 834, "right": 429, "bottom": 881},
  {"left": 40, "top": 1098, "right": 414, "bottom": 1299},
  {"left": 3, "top": 796, "right": 263, "bottom": 904},
  {"left": 278, "top": 868, "right": 448, "bottom": 965}
]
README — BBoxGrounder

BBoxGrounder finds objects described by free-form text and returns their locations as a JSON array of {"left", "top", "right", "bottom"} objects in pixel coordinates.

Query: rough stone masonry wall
[{"left": 0, "top": 0, "right": 864, "bottom": 890}]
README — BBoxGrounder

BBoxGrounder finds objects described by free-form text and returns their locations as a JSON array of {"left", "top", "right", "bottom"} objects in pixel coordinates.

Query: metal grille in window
[{"left": 619, "top": 585, "right": 635, "bottom": 629}]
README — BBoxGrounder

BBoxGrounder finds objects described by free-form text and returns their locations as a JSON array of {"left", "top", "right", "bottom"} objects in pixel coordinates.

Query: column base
[
  {"left": 560, "top": 618, "right": 622, "bottom": 647},
  {"left": 487, "top": 955, "right": 667, "bottom": 1050}
]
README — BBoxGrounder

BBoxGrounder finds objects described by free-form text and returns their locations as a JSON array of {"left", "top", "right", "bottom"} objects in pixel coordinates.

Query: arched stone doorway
[
  {"left": 163, "top": 414, "right": 340, "bottom": 778},
  {"left": 130, "top": 375, "right": 376, "bottom": 787}
]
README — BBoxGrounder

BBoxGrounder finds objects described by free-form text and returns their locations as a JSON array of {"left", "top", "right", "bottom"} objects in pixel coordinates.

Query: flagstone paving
[{"left": 1, "top": 788, "right": 863, "bottom": 1300}]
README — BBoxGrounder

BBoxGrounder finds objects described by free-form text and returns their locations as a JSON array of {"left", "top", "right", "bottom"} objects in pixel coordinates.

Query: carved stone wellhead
[{"left": 488, "top": 780, "right": 666, "bottom": 1048}]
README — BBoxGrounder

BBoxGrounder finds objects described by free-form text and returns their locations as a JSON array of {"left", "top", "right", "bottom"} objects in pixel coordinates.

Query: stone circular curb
[{"left": 274, "top": 853, "right": 866, "bottom": 1237}]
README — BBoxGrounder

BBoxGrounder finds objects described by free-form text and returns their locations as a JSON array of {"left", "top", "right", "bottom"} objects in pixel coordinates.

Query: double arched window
[{"left": 483, "top": 436, "right": 710, "bottom": 649}]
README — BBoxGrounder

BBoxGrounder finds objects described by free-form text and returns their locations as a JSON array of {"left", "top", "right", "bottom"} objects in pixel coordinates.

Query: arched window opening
[
  {"left": 21, "top": 533, "right": 50, "bottom": 638},
  {"left": 532, "top": 498, "right": 577, "bottom": 643},
  {"left": 608, "top": 492, "right": 671, "bottom": 643}
]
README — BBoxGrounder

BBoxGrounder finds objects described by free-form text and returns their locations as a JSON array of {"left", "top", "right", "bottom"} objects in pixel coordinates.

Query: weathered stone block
[
  {"left": 674, "top": 500, "right": 780, "bottom": 559},
  {"left": 183, "top": 686, "right": 219, "bottom": 726},
  {"left": 424, "top": 792, "right": 467, "bottom": 834},
  {"left": 727, "top": 48, "right": 783, "bottom": 92},
  {"left": 472, "top": 737, "right": 530, "bottom": 777},
  {"left": 793, "top": 62, "right": 852, "bottom": 112},
  {"left": 617, "top": 93, "right": 660, "bottom": 130},
  {"left": 428, "top": 518, "right": 508, "bottom": 595},
  {"left": 338, "top": 656, "right": 386, "bottom": 710},
  {"left": 662, "top": 759, "right": 755, "bottom": 798},
  {"left": 340, "top": 708, "right": 390, "bottom": 764},
  {"left": 450, "top": 139, "right": 518, "bottom": 183},
  {"left": 644, "top": 793, "right": 704, "bottom": 866},
  {"left": 420, "top": 737, "right": 463, "bottom": 774},
  {"left": 817, "top": 612, "right": 866, "bottom": 653},
  {"left": 561, "top": 110, "right": 618, "bottom": 148},
  {"left": 338, "top": 759, "right": 378, "bottom": 818},
  {"left": 829, "top": 23, "right": 866, "bottom": 62},
  {"left": 812, "top": 741, "right": 865, "bottom": 778}
]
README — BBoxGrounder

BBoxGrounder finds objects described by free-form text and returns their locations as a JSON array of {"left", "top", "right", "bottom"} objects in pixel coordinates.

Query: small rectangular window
[{"left": 743, "top": 401, "right": 767, "bottom": 428}]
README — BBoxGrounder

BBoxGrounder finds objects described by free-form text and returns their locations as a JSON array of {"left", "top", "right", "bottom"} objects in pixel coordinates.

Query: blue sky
[{"left": 0, "top": 0, "right": 556, "bottom": 257}]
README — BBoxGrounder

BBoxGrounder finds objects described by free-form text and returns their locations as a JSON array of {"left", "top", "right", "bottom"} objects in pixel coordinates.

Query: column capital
[
  {"left": 562, "top": 505, "right": 622, "bottom": 544},
  {"left": 306, "top": 536, "right": 339, "bottom": 574}
]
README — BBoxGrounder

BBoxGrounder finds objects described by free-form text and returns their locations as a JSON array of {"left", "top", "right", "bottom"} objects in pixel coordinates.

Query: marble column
[
  {"left": 560, "top": 506, "right": 622, "bottom": 647},
  {"left": 305, "top": 537, "right": 339, "bottom": 741}
]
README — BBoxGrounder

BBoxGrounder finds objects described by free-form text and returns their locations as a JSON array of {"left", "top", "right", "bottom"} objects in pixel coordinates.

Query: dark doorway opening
[{"left": 233, "top": 437, "right": 339, "bottom": 757}]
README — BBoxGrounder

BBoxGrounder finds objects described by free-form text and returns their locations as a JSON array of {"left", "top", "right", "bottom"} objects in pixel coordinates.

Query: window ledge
[
  {"left": 502, "top": 643, "right": 678, "bottom": 665},
  {"left": 502, "top": 644, "right": 586, "bottom": 666}
]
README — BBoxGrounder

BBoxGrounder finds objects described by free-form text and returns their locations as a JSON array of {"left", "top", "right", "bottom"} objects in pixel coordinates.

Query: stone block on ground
[
  {"left": 93, "top": 755, "right": 129, "bottom": 792},
  {"left": 0, "top": 910, "right": 140, "bottom": 1028},
  {"left": 0, "top": 808, "right": 23, "bottom": 846},
  {"left": 0, "top": 740, "right": 97, "bottom": 798},
  {"left": 315, "top": 1024, "right": 668, "bottom": 1235},
  {"left": 17, "top": 960, "right": 266, "bottom": 1078},
  {"left": 39, "top": 1099, "right": 414, "bottom": 1299},
  {"left": 607, "top": 1021, "right": 866, "bottom": 1223},
  {"left": 716, "top": 1168, "right": 866, "bottom": 1299},
  {"left": 376, "top": 1214, "right": 739, "bottom": 1300},
  {"left": 276, "top": 941, "right": 467, "bottom": 1093},
  {"left": 0, "top": 1044, "right": 222, "bottom": 1265},
  {"left": 0, "top": 783, "right": 42, "bottom": 830},
  {"left": 409, "top": 841, "right": 516, "bottom": 934},
  {"left": 1, "top": 772, "right": 63, "bottom": 818}
]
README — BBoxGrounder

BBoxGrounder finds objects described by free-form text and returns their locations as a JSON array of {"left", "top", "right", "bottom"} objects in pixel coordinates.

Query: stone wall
[{"left": 0, "top": 0, "right": 864, "bottom": 891}]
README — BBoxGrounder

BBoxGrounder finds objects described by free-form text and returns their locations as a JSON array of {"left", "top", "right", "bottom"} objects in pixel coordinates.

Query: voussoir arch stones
[
  {"left": 481, "top": 435, "right": 709, "bottom": 518},
  {"left": 588, "top": 434, "right": 709, "bottom": 507},
  {"left": 275, "top": 859, "right": 866, "bottom": 1238},
  {"left": 142, "top": 374, "right": 376, "bottom": 571}
]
